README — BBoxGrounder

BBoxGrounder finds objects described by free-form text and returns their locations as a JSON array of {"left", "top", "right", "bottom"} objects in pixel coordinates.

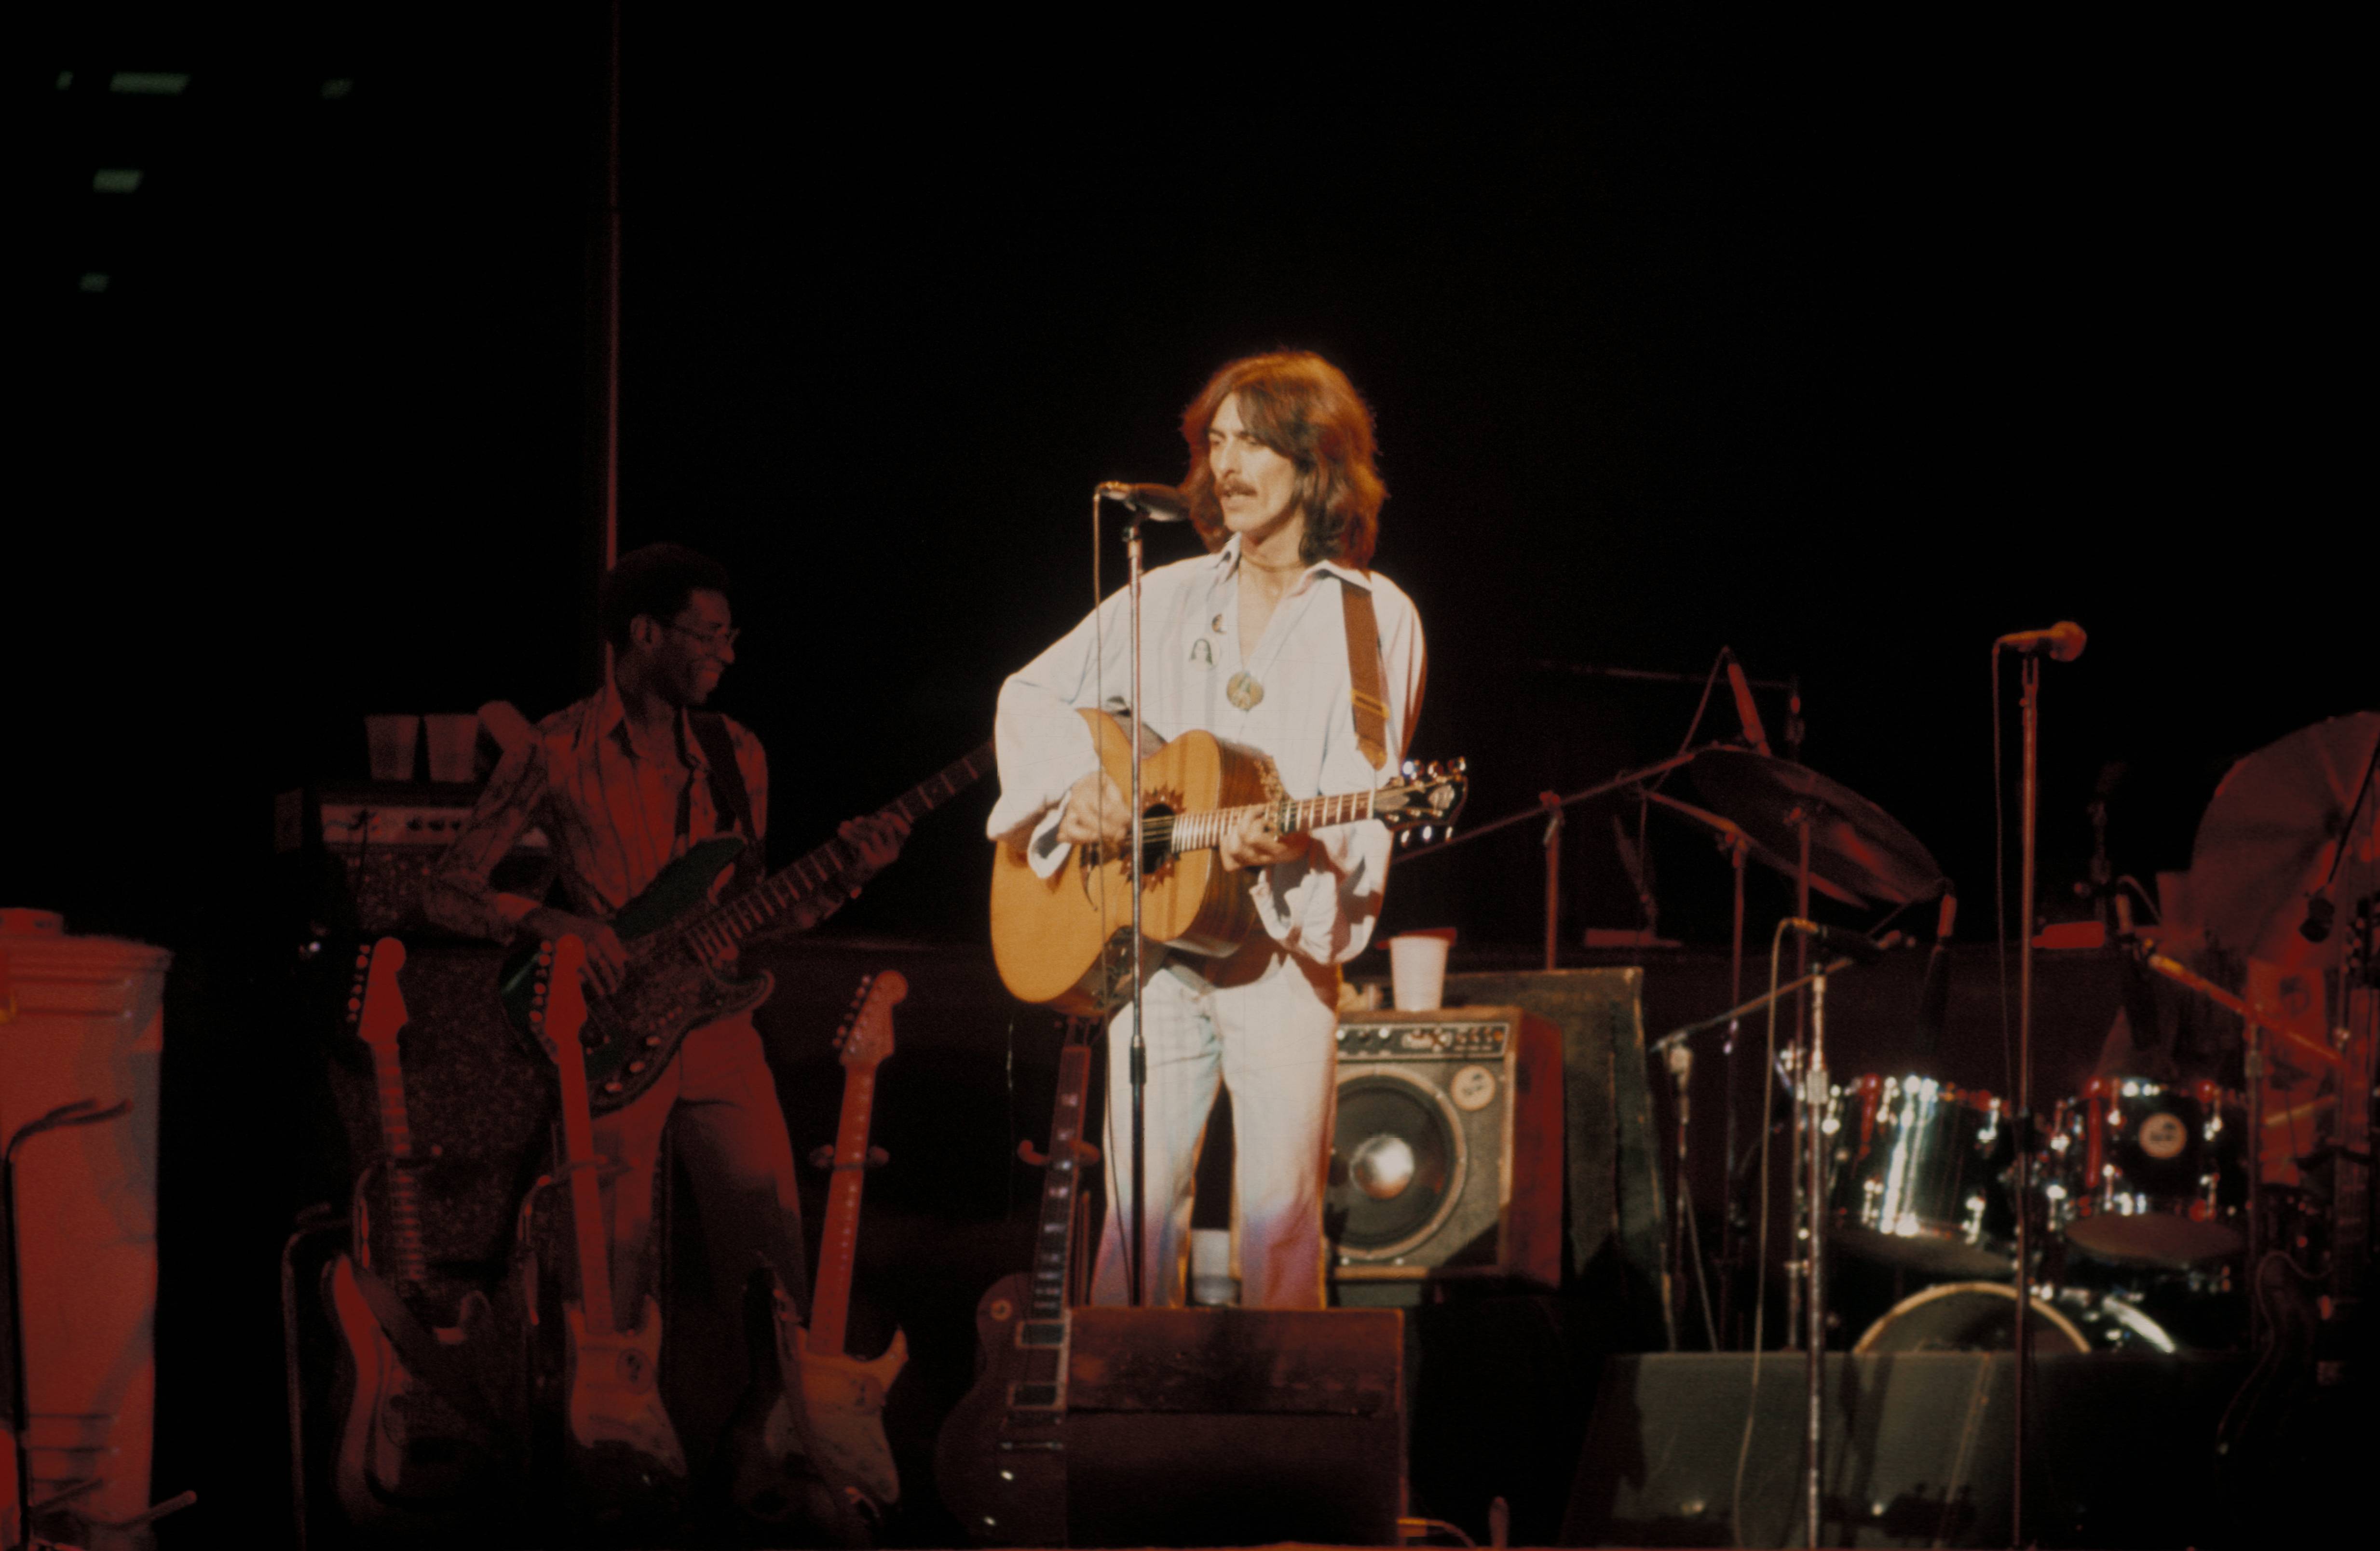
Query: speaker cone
[{"left": 1331, "top": 1070, "right": 1469, "bottom": 1259}]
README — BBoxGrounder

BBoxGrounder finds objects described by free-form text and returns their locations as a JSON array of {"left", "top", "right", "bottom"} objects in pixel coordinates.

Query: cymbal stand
[
  {"left": 1785, "top": 813, "right": 1813, "bottom": 1350},
  {"left": 1799, "top": 956, "right": 1832, "bottom": 1550}
]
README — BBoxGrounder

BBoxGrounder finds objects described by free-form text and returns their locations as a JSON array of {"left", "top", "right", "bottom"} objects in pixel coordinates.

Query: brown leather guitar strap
[{"left": 1340, "top": 577, "right": 1390, "bottom": 770}]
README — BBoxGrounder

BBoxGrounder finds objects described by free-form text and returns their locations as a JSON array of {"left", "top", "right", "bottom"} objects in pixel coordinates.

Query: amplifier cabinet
[
  {"left": 1330, "top": 1006, "right": 1562, "bottom": 1287},
  {"left": 1062, "top": 1305, "right": 1404, "bottom": 1547}
]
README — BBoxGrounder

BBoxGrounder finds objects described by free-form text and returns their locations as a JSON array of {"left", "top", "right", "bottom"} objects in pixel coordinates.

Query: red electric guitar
[{"left": 324, "top": 937, "right": 501, "bottom": 1526}]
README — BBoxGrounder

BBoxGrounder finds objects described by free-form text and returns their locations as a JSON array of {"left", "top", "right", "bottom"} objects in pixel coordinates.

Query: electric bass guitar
[
  {"left": 496, "top": 742, "right": 992, "bottom": 1112},
  {"left": 325, "top": 936, "right": 502, "bottom": 1526},
  {"left": 990, "top": 708, "right": 1467, "bottom": 1012},
  {"left": 933, "top": 1017, "right": 1098, "bottom": 1545},
  {"left": 530, "top": 934, "right": 687, "bottom": 1523}
]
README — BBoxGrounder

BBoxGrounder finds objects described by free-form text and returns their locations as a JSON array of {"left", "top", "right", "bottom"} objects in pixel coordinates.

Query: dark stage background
[{"left": 17, "top": 9, "right": 2368, "bottom": 1545}]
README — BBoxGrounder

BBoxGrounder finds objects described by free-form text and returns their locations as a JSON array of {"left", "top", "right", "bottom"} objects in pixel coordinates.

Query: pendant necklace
[{"left": 1226, "top": 671, "right": 1265, "bottom": 711}]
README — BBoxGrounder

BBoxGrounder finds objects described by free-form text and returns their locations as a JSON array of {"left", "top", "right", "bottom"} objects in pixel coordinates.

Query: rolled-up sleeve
[
  {"left": 419, "top": 738, "right": 552, "bottom": 942},
  {"left": 987, "top": 591, "right": 1129, "bottom": 852}
]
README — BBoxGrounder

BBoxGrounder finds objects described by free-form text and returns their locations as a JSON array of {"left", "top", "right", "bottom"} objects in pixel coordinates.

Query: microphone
[
  {"left": 1097, "top": 482, "right": 1188, "bottom": 520},
  {"left": 1784, "top": 918, "right": 1896, "bottom": 966},
  {"left": 1996, "top": 620, "right": 2087, "bottom": 661},
  {"left": 1725, "top": 655, "right": 1772, "bottom": 757}
]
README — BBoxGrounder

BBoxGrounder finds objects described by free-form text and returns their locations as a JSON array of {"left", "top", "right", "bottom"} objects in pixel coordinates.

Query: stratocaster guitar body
[
  {"left": 797, "top": 1326, "right": 907, "bottom": 1512},
  {"left": 324, "top": 1256, "right": 495, "bottom": 1525},
  {"left": 991, "top": 709, "right": 1467, "bottom": 1012},
  {"left": 560, "top": 1295, "right": 683, "bottom": 1490}
]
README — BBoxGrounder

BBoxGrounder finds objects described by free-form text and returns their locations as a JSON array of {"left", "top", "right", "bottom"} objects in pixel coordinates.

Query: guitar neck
[
  {"left": 552, "top": 1037, "right": 619, "bottom": 1336},
  {"left": 808, "top": 1064, "right": 881, "bottom": 1358},
  {"left": 1026, "top": 1039, "right": 1095, "bottom": 1322},
  {"left": 693, "top": 741, "right": 993, "bottom": 954},
  {"left": 364, "top": 1044, "right": 430, "bottom": 1288},
  {"left": 1158, "top": 789, "right": 1377, "bottom": 856}
]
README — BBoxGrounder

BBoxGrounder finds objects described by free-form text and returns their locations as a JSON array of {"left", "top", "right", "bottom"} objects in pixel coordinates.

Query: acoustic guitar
[
  {"left": 933, "top": 1017, "right": 1098, "bottom": 1545},
  {"left": 990, "top": 708, "right": 1466, "bottom": 1012},
  {"left": 495, "top": 741, "right": 991, "bottom": 1112},
  {"left": 324, "top": 936, "right": 502, "bottom": 1526},
  {"left": 529, "top": 934, "right": 687, "bottom": 1523}
]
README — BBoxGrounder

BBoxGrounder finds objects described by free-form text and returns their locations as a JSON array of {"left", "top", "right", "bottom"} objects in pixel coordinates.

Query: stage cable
[
  {"left": 1655, "top": 647, "right": 1735, "bottom": 792},
  {"left": 1728, "top": 919, "right": 1794, "bottom": 1549}
]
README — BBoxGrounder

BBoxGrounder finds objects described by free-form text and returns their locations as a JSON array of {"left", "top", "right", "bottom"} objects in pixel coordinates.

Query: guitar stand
[{"left": 7, "top": 1099, "right": 196, "bottom": 1551}]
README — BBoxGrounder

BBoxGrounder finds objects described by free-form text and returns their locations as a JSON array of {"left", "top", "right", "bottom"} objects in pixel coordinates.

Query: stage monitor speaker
[
  {"left": 1329, "top": 1006, "right": 1561, "bottom": 1288},
  {"left": 1061, "top": 1306, "right": 1404, "bottom": 1547},
  {"left": 1559, "top": 1351, "right": 2244, "bottom": 1548}
]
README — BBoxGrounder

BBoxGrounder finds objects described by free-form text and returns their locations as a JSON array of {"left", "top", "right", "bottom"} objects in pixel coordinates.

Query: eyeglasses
[{"left": 663, "top": 620, "right": 740, "bottom": 653}]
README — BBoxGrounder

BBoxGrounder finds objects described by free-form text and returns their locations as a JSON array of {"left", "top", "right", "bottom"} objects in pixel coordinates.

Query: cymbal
[
  {"left": 2189, "top": 710, "right": 2380, "bottom": 969},
  {"left": 1642, "top": 789, "right": 1864, "bottom": 907},
  {"left": 1688, "top": 747, "right": 1947, "bottom": 908}
]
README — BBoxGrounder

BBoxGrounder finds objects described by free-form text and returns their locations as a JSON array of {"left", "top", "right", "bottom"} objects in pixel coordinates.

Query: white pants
[{"left": 1091, "top": 941, "right": 1341, "bottom": 1308}]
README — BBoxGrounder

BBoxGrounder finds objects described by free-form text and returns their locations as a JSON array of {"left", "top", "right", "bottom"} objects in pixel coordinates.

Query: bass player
[
  {"left": 987, "top": 351, "right": 1427, "bottom": 1308},
  {"left": 420, "top": 542, "right": 907, "bottom": 1453}
]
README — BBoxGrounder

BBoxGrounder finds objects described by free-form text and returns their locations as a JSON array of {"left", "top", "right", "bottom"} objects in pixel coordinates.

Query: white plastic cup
[
  {"left": 423, "top": 712, "right": 480, "bottom": 783},
  {"left": 364, "top": 714, "right": 421, "bottom": 782},
  {"left": 1387, "top": 929, "right": 1455, "bottom": 1011}
]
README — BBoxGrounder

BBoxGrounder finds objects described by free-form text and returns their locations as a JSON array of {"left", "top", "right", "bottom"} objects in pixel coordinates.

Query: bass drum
[{"left": 1852, "top": 1280, "right": 2184, "bottom": 1355}]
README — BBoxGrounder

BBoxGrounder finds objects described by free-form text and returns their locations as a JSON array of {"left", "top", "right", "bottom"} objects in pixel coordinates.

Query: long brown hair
[{"left": 1179, "top": 351, "right": 1385, "bottom": 569}]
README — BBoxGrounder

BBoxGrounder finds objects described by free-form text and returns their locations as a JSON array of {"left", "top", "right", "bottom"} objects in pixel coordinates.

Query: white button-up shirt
[{"left": 987, "top": 536, "right": 1427, "bottom": 967}]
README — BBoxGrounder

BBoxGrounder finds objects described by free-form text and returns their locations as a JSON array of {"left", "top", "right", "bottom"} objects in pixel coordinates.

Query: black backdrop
[{"left": 16, "top": 9, "right": 2368, "bottom": 1543}]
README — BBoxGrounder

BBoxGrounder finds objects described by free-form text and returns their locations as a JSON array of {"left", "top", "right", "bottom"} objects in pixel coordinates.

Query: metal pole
[
  {"left": 2012, "top": 654, "right": 2040, "bottom": 1544},
  {"left": 1720, "top": 838, "right": 1747, "bottom": 1345},
  {"left": 1786, "top": 816, "right": 1812, "bottom": 1349},
  {"left": 1125, "top": 515, "right": 1148, "bottom": 1308},
  {"left": 1804, "top": 969, "right": 1830, "bottom": 1549}
]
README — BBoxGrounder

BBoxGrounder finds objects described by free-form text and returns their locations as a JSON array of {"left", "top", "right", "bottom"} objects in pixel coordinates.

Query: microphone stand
[
  {"left": 1121, "top": 499, "right": 1151, "bottom": 1308},
  {"left": 2011, "top": 654, "right": 2040, "bottom": 1545}
]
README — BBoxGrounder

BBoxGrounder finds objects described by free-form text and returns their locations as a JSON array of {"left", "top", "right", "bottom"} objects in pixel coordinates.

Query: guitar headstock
[
  {"left": 527, "top": 935, "right": 591, "bottom": 1070},
  {"left": 348, "top": 936, "right": 409, "bottom": 1053},
  {"left": 836, "top": 971, "right": 908, "bottom": 1073},
  {"left": 1379, "top": 757, "right": 1470, "bottom": 846}
]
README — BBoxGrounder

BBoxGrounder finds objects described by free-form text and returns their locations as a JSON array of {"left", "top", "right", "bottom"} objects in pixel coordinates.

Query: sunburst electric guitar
[
  {"left": 530, "top": 935, "right": 687, "bottom": 1520},
  {"left": 990, "top": 708, "right": 1467, "bottom": 1012},
  {"left": 933, "top": 1016, "right": 1098, "bottom": 1545},
  {"left": 325, "top": 937, "right": 502, "bottom": 1526}
]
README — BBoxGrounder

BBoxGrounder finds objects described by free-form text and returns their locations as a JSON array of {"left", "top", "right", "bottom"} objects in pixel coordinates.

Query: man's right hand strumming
[
  {"left": 523, "top": 907, "right": 627, "bottom": 994},
  {"left": 1056, "top": 767, "right": 1133, "bottom": 850}
]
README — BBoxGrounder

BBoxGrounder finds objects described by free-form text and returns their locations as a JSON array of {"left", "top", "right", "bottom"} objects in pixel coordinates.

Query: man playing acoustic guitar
[
  {"left": 421, "top": 543, "right": 907, "bottom": 1495},
  {"left": 987, "top": 351, "right": 1427, "bottom": 1308}
]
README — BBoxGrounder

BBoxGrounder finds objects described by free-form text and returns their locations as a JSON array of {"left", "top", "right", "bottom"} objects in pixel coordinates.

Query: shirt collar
[
  {"left": 1214, "top": 534, "right": 1371, "bottom": 595},
  {"left": 588, "top": 675, "right": 708, "bottom": 769}
]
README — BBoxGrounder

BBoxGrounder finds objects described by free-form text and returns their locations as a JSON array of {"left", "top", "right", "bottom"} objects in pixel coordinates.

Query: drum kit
[{"left": 1651, "top": 709, "right": 2380, "bottom": 1363}]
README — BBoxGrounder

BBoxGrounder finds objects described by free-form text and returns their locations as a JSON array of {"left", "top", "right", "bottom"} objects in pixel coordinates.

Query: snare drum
[
  {"left": 2048, "top": 1077, "right": 2246, "bottom": 1267},
  {"left": 1825, "top": 1073, "right": 2015, "bottom": 1278}
]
